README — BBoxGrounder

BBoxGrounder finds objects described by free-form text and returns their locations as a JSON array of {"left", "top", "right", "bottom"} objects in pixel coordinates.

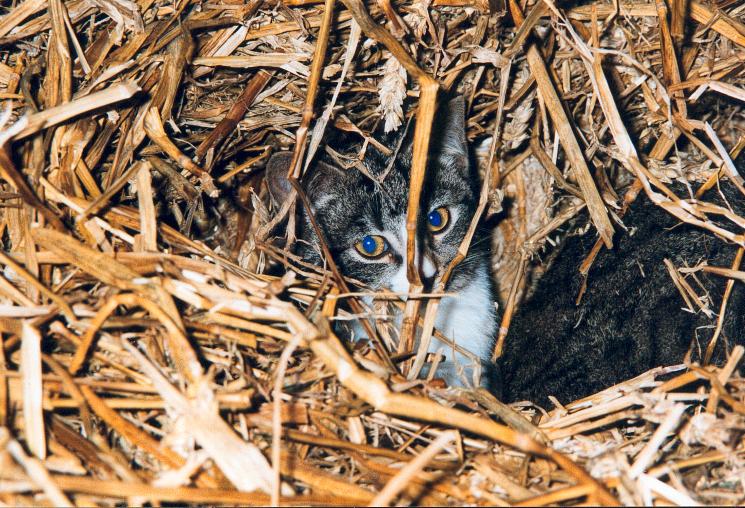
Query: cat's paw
[{"left": 424, "top": 360, "right": 497, "bottom": 390}]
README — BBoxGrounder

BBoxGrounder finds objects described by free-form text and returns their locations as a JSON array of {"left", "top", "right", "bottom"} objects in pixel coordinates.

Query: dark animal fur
[{"left": 496, "top": 180, "right": 745, "bottom": 405}]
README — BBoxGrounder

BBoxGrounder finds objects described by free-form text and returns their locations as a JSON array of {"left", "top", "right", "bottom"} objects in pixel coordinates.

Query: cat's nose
[
  {"left": 420, "top": 254, "right": 437, "bottom": 281},
  {"left": 412, "top": 238, "right": 437, "bottom": 282}
]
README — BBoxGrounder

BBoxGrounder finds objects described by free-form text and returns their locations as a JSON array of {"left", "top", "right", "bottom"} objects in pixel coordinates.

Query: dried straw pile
[{"left": 0, "top": 0, "right": 744, "bottom": 505}]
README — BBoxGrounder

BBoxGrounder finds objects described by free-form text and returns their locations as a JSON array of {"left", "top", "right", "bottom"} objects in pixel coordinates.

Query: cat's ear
[
  {"left": 396, "top": 97, "right": 468, "bottom": 168},
  {"left": 267, "top": 152, "right": 349, "bottom": 209},
  {"left": 437, "top": 96, "right": 468, "bottom": 163},
  {"left": 266, "top": 151, "right": 295, "bottom": 207},
  {"left": 305, "top": 161, "right": 350, "bottom": 206}
]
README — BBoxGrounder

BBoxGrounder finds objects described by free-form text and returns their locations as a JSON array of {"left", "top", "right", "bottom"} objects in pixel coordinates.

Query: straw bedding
[{"left": 0, "top": 0, "right": 744, "bottom": 505}]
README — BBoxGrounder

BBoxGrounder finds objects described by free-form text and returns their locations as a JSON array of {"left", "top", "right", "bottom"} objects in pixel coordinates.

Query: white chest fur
[
  {"left": 432, "top": 267, "right": 496, "bottom": 362},
  {"left": 429, "top": 265, "right": 496, "bottom": 386}
]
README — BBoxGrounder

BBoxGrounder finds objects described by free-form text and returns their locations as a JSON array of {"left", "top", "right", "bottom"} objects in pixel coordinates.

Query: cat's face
[{"left": 267, "top": 97, "right": 483, "bottom": 293}]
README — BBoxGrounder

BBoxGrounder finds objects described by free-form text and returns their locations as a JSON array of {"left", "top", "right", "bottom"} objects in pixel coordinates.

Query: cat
[
  {"left": 497, "top": 179, "right": 745, "bottom": 406},
  {"left": 266, "top": 97, "right": 498, "bottom": 388}
]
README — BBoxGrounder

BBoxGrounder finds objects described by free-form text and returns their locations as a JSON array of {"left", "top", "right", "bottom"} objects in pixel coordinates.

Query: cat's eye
[
  {"left": 355, "top": 234, "right": 388, "bottom": 258},
  {"left": 427, "top": 207, "right": 450, "bottom": 233}
]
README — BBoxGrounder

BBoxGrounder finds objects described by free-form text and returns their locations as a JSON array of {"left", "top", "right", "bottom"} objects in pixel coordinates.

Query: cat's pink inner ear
[{"left": 266, "top": 151, "right": 295, "bottom": 206}]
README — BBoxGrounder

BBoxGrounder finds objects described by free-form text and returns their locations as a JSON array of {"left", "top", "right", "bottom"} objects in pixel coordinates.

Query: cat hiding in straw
[
  {"left": 266, "top": 97, "right": 498, "bottom": 389},
  {"left": 265, "top": 96, "right": 745, "bottom": 407}
]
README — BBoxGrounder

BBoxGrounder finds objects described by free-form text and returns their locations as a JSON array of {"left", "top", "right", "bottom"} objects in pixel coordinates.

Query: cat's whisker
[
  {"left": 329, "top": 290, "right": 454, "bottom": 300},
  {"left": 329, "top": 313, "right": 394, "bottom": 322}
]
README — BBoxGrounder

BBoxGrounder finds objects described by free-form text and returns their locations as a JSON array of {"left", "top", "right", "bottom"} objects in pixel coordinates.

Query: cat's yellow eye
[
  {"left": 355, "top": 235, "right": 388, "bottom": 258},
  {"left": 427, "top": 207, "right": 450, "bottom": 233}
]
